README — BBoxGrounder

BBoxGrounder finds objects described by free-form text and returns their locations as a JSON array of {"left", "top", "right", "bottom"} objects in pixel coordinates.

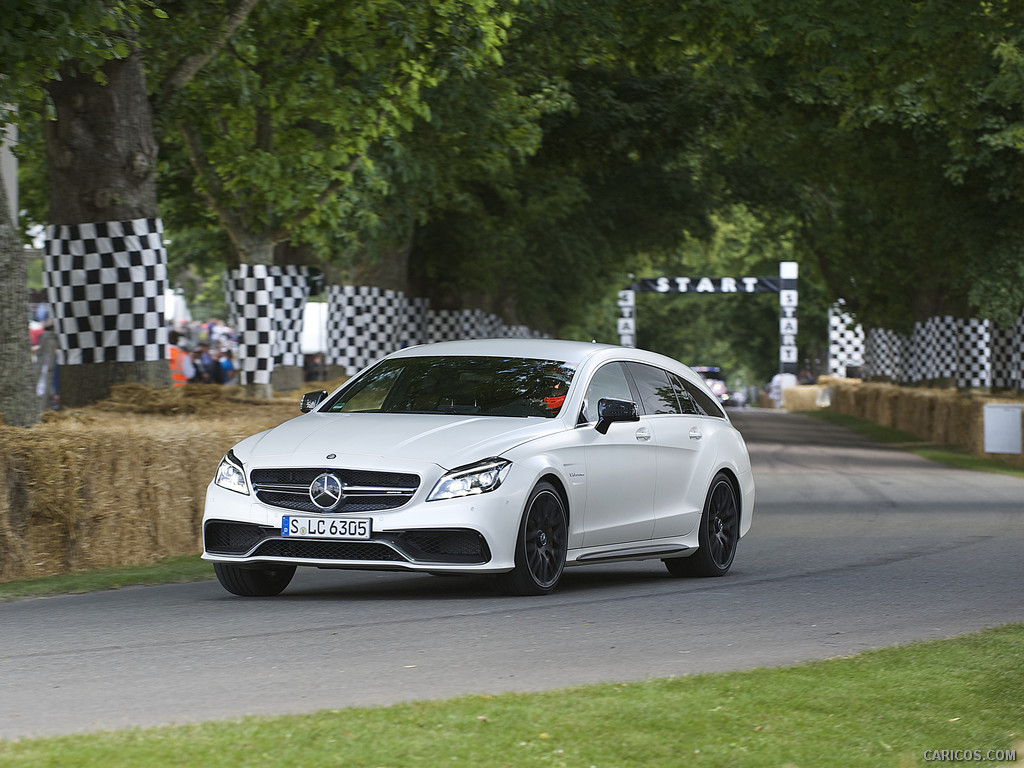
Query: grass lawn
[{"left": 0, "top": 624, "right": 1021, "bottom": 766}]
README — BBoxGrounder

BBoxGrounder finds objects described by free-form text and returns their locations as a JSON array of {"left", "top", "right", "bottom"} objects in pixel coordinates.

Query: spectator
[
  {"left": 168, "top": 330, "right": 195, "bottom": 387},
  {"left": 219, "top": 348, "right": 237, "bottom": 385},
  {"left": 191, "top": 343, "right": 225, "bottom": 384}
]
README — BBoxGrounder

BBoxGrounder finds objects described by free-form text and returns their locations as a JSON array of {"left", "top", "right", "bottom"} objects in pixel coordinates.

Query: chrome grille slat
[{"left": 249, "top": 467, "right": 421, "bottom": 514}]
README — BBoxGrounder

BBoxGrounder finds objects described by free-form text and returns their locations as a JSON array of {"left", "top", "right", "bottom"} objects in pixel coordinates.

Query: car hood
[{"left": 235, "top": 412, "right": 565, "bottom": 470}]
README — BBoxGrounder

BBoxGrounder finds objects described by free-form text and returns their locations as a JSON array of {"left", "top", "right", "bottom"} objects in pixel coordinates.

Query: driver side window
[{"left": 580, "top": 363, "right": 633, "bottom": 423}]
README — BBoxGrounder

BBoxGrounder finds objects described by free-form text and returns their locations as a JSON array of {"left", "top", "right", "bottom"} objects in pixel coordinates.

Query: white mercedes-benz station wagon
[{"left": 202, "top": 339, "right": 755, "bottom": 596}]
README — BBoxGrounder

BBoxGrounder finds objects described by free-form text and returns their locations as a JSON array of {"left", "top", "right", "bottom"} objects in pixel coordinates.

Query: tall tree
[
  {"left": 0, "top": 156, "right": 38, "bottom": 426},
  {"left": 162, "top": 0, "right": 510, "bottom": 269},
  {"left": 2, "top": 0, "right": 257, "bottom": 407},
  {"left": 2, "top": 1, "right": 150, "bottom": 413}
]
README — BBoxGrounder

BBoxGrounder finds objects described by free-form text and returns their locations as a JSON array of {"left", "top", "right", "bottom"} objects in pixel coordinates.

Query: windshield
[{"left": 327, "top": 356, "right": 575, "bottom": 418}]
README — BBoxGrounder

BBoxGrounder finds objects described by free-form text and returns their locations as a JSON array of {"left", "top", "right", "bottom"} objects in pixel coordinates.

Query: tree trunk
[
  {"left": 43, "top": 47, "right": 171, "bottom": 407},
  {"left": 0, "top": 171, "right": 39, "bottom": 427}
]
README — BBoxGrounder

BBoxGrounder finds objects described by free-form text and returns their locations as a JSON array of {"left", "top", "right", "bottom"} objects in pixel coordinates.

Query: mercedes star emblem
[{"left": 309, "top": 472, "right": 344, "bottom": 510}]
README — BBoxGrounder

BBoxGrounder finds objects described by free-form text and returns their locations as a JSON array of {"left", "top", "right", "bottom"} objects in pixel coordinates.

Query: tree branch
[
  {"left": 178, "top": 118, "right": 250, "bottom": 258},
  {"left": 160, "top": 0, "right": 260, "bottom": 101}
]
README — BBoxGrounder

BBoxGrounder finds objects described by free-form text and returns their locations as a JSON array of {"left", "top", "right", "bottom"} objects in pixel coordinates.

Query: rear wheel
[
  {"left": 664, "top": 471, "right": 739, "bottom": 578},
  {"left": 213, "top": 562, "right": 296, "bottom": 596},
  {"left": 495, "top": 481, "right": 567, "bottom": 596}
]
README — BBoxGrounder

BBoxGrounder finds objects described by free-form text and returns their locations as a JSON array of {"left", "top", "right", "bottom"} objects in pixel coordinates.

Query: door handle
[
  {"left": 635, "top": 427, "right": 652, "bottom": 442},
  {"left": 689, "top": 427, "right": 702, "bottom": 441}
]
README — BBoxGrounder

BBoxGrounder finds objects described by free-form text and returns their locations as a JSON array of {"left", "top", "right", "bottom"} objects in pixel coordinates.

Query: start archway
[{"left": 617, "top": 261, "right": 798, "bottom": 375}]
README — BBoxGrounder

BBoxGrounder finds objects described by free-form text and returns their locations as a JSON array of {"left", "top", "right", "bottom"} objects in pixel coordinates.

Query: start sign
[{"left": 619, "top": 262, "right": 799, "bottom": 375}]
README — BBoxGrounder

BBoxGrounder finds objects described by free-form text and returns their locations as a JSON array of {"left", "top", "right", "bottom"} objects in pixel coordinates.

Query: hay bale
[
  {"left": 781, "top": 385, "right": 820, "bottom": 411},
  {"left": 0, "top": 385, "right": 306, "bottom": 582}
]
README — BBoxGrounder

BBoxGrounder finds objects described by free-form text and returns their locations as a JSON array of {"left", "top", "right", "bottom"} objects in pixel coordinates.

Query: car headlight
[
  {"left": 427, "top": 457, "right": 511, "bottom": 501},
  {"left": 214, "top": 450, "right": 249, "bottom": 496}
]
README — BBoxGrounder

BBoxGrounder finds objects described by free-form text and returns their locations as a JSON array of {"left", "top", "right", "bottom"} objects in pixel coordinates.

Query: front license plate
[{"left": 281, "top": 516, "right": 371, "bottom": 540}]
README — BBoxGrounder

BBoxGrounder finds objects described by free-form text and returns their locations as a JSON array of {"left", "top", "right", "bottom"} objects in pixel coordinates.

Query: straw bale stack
[
  {"left": 0, "top": 385, "right": 302, "bottom": 583},
  {"left": 780, "top": 385, "right": 819, "bottom": 412},
  {"left": 816, "top": 380, "right": 1023, "bottom": 466}
]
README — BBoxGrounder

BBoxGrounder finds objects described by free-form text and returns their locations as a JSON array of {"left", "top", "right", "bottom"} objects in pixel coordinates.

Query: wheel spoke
[
  {"left": 708, "top": 481, "right": 738, "bottom": 568},
  {"left": 524, "top": 491, "right": 566, "bottom": 588}
]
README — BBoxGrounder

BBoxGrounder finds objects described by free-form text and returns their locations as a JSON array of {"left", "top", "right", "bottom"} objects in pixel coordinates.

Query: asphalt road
[{"left": 2, "top": 408, "right": 1023, "bottom": 740}]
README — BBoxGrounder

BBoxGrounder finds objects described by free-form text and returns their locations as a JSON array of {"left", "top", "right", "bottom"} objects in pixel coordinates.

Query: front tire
[
  {"left": 664, "top": 471, "right": 739, "bottom": 578},
  {"left": 213, "top": 562, "right": 296, "bottom": 596},
  {"left": 495, "top": 481, "right": 568, "bottom": 596}
]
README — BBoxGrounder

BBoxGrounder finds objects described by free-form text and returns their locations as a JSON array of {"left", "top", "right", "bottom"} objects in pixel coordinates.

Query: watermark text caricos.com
[{"left": 923, "top": 750, "right": 1017, "bottom": 762}]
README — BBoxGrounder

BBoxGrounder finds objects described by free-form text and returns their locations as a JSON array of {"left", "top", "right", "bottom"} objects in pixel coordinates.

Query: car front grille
[
  {"left": 204, "top": 520, "right": 489, "bottom": 565},
  {"left": 250, "top": 467, "right": 420, "bottom": 513}
]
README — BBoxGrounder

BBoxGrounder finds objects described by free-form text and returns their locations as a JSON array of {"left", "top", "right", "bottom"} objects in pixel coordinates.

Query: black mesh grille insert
[
  {"left": 257, "top": 492, "right": 410, "bottom": 514},
  {"left": 204, "top": 521, "right": 271, "bottom": 555},
  {"left": 392, "top": 530, "right": 490, "bottom": 564},
  {"left": 251, "top": 467, "right": 419, "bottom": 488},
  {"left": 253, "top": 539, "right": 405, "bottom": 561}
]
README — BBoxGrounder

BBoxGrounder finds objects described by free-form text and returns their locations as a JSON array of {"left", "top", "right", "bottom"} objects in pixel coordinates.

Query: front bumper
[{"left": 201, "top": 474, "right": 528, "bottom": 574}]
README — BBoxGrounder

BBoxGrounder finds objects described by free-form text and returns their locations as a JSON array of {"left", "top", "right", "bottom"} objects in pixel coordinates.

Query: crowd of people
[{"left": 167, "top": 319, "right": 239, "bottom": 386}]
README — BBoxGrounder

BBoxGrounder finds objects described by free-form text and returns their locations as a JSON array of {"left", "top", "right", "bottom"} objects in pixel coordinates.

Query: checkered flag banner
[
  {"left": 43, "top": 218, "right": 167, "bottom": 365},
  {"left": 226, "top": 264, "right": 275, "bottom": 386},
  {"left": 324, "top": 285, "right": 549, "bottom": 375},
  {"left": 271, "top": 265, "right": 312, "bottom": 368},
  {"left": 827, "top": 302, "right": 864, "bottom": 377}
]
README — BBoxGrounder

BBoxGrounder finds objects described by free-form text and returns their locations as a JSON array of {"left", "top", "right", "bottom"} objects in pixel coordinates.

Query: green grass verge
[
  {"left": 0, "top": 555, "right": 214, "bottom": 603},
  {"left": 1, "top": 624, "right": 1021, "bottom": 766},
  {"left": 804, "top": 410, "right": 1024, "bottom": 480}
]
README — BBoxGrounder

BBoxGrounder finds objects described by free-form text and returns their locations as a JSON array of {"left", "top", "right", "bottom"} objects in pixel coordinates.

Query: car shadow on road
[{"left": 261, "top": 562, "right": 695, "bottom": 602}]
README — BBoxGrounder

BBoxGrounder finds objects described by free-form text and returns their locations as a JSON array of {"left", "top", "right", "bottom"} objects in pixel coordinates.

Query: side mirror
[
  {"left": 595, "top": 398, "right": 640, "bottom": 434},
  {"left": 300, "top": 390, "right": 329, "bottom": 413}
]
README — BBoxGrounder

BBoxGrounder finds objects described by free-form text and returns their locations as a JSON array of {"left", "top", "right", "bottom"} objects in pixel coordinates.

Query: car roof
[
  {"left": 388, "top": 338, "right": 617, "bottom": 367},
  {"left": 386, "top": 338, "right": 695, "bottom": 376}
]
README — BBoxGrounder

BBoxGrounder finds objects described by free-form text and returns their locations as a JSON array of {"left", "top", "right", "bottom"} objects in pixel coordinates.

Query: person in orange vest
[{"left": 168, "top": 330, "right": 196, "bottom": 386}]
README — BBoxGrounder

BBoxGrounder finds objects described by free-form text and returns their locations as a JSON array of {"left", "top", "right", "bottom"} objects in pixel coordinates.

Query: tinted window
[
  {"left": 669, "top": 373, "right": 701, "bottom": 415},
  {"left": 327, "top": 356, "right": 575, "bottom": 418},
  {"left": 625, "top": 363, "right": 680, "bottom": 415},
  {"left": 678, "top": 376, "right": 726, "bottom": 418},
  {"left": 580, "top": 362, "right": 633, "bottom": 422}
]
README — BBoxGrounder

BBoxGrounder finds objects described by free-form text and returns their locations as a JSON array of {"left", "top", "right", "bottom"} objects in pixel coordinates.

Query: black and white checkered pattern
[
  {"left": 225, "top": 265, "right": 275, "bottom": 386},
  {"left": 860, "top": 314, "right": 1012, "bottom": 389},
  {"left": 863, "top": 327, "right": 903, "bottom": 381},
  {"left": 957, "top": 318, "right": 991, "bottom": 389},
  {"left": 827, "top": 303, "right": 864, "bottom": 377},
  {"left": 323, "top": 286, "right": 547, "bottom": 375},
  {"left": 991, "top": 312, "right": 1024, "bottom": 390},
  {"left": 271, "top": 265, "right": 312, "bottom": 368},
  {"left": 43, "top": 218, "right": 168, "bottom": 365}
]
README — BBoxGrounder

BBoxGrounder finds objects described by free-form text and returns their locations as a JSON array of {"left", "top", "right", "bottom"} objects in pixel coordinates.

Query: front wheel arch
[{"left": 494, "top": 479, "right": 568, "bottom": 596}]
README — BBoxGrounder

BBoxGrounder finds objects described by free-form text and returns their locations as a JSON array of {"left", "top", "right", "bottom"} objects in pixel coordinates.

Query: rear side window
[
  {"left": 676, "top": 375, "right": 726, "bottom": 418},
  {"left": 669, "top": 374, "right": 701, "bottom": 415},
  {"left": 625, "top": 363, "right": 681, "bottom": 415}
]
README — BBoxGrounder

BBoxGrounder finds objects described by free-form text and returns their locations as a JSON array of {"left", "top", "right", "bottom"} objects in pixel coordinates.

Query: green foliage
[
  {"left": 0, "top": 0, "right": 157, "bottom": 119},
  {"left": 7, "top": 0, "right": 1024, "bottom": 385},
  {"left": 156, "top": 0, "right": 514, "bottom": 264},
  {"left": 628, "top": 207, "right": 808, "bottom": 384}
]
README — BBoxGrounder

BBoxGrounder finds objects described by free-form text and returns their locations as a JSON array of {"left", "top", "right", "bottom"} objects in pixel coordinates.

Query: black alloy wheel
[
  {"left": 495, "top": 481, "right": 568, "bottom": 596},
  {"left": 213, "top": 562, "right": 297, "bottom": 596},
  {"left": 664, "top": 471, "right": 739, "bottom": 578}
]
